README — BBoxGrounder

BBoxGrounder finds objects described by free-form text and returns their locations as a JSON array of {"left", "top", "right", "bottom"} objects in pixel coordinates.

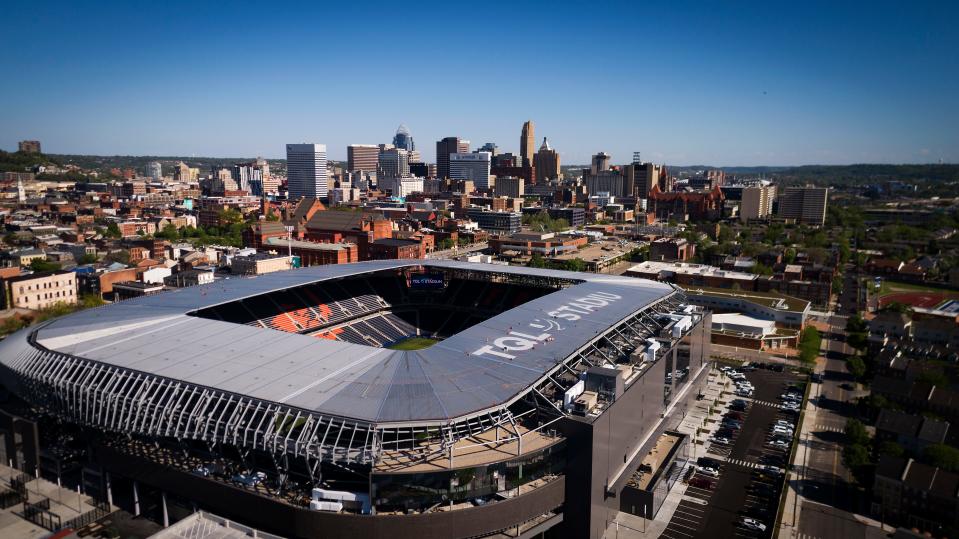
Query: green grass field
[
  {"left": 387, "top": 337, "right": 439, "bottom": 350},
  {"left": 876, "top": 279, "right": 958, "bottom": 297}
]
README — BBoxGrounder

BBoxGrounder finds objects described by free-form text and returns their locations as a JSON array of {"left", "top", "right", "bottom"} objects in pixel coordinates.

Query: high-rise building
[
  {"left": 255, "top": 157, "right": 278, "bottom": 194},
  {"left": 18, "top": 140, "right": 41, "bottom": 153},
  {"left": 591, "top": 152, "right": 611, "bottom": 174},
  {"left": 628, "top": 162, "right": 663, "bottom": 198},
  {"left": 286, "top": 143, "right": 328, "bottom": 199},
  {"left": 778, "top": 186, "right": 828, "bottom": 226},
  {"left": 145, "top": 161, "right": 162, "bottom": 181},
  {"left": 232, "top": 162, "right": 264, "bottom": 195},
  {"left": 478, "top": 142, "right": 499, "bottom": 156},
  {"left": 584, "top": 170, "right": 627, "bottom": 197},
  {"left": 494, "top": 176, "right": 524, "bottom": 198},
  {"left": 347, "top": 144, "right": 379, "bottom": 173},
  {"left": 520, "top": 121, "right": 534, "bottom": 167},
  {"left": 436, "top": 137, "right": 469, "bottom": 179},
  {"left": 378, "top": 148, "right": 410, "bottom": 180},
  {"left": 392, "top": 124, "right": 415, "bottom": 152},
  {"left": 173, "top": 161, "right": 191, "bottom": 183},
  {"left": 534, "top": 137, "right": 560, "bottom": 182},
  {"left": 740, "top": 186, "right": 775, "bottom": 221},
  {"left": 450, "top": 152, "right": 492, "bottom": 189}
]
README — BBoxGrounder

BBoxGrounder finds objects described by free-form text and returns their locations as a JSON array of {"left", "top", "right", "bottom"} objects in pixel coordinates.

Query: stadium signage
[
  {"left": 472, "top": 291, "right": 622, "bottom": 360},
  {"left": 409, "top": 272, "right": 445, "bottom": 289}
]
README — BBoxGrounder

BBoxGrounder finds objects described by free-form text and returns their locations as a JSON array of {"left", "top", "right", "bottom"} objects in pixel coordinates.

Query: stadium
[{"left": 0, "top": 260, "right": 711, "bottom": 539}]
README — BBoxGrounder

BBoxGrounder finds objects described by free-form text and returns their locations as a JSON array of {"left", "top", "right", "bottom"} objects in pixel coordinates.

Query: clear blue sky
[{"left": 1, "top": 1, "right": 956, "bottom": 166}]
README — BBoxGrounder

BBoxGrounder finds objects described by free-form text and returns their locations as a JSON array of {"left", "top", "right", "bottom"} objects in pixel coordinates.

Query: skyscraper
[
  {"left": 740, "top": 186, "right": 775, "bottom": 222},
  {"left": 378, "top": 147, "right": 410, "bottom": 180},
  {"left": 392, "top": 124, "right": 415, "bottom": 152},
  {"left": 778, "top": 186, "right": 828, "bottom": 226},
  {"left": 591, "top": 152, "right": 611, "bottom": 174},
  {"left": 436, "top": 137, "right": 469, "bottom": 179},
  {"left": 173, "top": 161, "right": 191, "bottom": 183},
  {"left": 286, "top": 143, "right": 328, "bottom": 199},
  {"left": 145, "top": 161, "right": 162, "bottom": 180},
  {"left": 347, "top": 144, "right": 379, "bottom": 172},
  {"left": 520, "top": 121, "right": 534, "bottom": 167},
  {"left": 450, "top": 152, "right": 492, "bottom": 189},
  {"left": 534, "top": 137, "right": 560, "bottom": 182}
]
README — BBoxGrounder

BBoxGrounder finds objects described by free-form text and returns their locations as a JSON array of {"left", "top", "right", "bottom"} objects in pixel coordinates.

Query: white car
[
  {"left": 741, "top": 518, "right": 767, "bottom": 532},
  {"left": 697, "top": 466, "right": 719, "bottom": 477},
  {"left": 711, "top": 436, "right": 731, "bottom": 444},
  {"left": 768, "top": 439, "right": 789, "bottom": 448},
  {"left": 772, "top": 427, "right": 794, "bottom": 436},
  {"left": 775, "top": 420, "right": 794, "bottom": 427}
]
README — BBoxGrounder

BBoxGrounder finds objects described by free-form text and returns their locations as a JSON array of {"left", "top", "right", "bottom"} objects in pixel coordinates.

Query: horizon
[
  {"left": 6, "top": 149, "right": 956, "bottom": 170},
  {"left": 1, "top": 1, "right": 957, "bottom": 166}
]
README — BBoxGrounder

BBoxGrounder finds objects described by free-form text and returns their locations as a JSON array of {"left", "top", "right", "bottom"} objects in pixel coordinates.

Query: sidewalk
[
  {"left": 603, "top": 367, "right": 734, "bottom": 538},
  {"left": 777, "top": 356, "right": 825, "bottom": 537}
]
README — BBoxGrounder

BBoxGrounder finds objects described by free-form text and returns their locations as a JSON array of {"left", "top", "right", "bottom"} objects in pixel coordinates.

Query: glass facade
[{"left": 371, "top": 441, "right": 565, "bottom": 513}]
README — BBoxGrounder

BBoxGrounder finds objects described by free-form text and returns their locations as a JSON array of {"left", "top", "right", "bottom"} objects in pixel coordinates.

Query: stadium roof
[{"left": 9, "top": 260, "right": 676, "bottom": 426}]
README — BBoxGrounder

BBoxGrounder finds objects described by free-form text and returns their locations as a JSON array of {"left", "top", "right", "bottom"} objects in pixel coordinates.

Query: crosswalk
[
  {"left": 725, "top": 457, "right": 760, "bottom": 469},
  {"left": 814, "top": 424, "right": 844, "bottom": 433},
  {"left": 750, "top": 399, "right": 781, "bottom": 408}
]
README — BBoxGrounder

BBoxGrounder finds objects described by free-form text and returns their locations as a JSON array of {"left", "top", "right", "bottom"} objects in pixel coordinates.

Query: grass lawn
[
  {"left": 387, "top": 337, "right": 439, "bottom": 350},
  {"left": 877, "top": 279, "right": 959, "bottom": 297}
]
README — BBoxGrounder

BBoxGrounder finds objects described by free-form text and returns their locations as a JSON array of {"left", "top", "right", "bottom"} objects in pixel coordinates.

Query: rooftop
[
  {"left": 4, "top": 260, "right": 677, "bottom": 427},
  {"left": 681, "top": 285, "right": 810, "bottom": 313},
  {"left": 627, "top": 261, "right": 757, "bottom": 282}
]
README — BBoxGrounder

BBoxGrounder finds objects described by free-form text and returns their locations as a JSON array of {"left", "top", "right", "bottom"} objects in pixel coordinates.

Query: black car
[
  {"left": 715, "top": 428, "right": 736, "bottom": 438},
  {"left": 698, "top": 457, "right": 722, "bottom": 468},
  {"left": 760, "top": 455, "right": 785, "bottom": 466},
  {"left": 729, "top": 403, "right": 747, "bottom": 412}
]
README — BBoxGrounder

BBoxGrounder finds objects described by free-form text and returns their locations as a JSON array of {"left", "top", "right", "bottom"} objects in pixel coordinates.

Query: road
[
  {"left": 788, "top": 313, "right": 885, "bottom": 538},
  {"left": 837, "top": 265, "right": 868, "bottom": 316},
  {"left": 426, "top": 242, "right": 487, "bottom": 260}
]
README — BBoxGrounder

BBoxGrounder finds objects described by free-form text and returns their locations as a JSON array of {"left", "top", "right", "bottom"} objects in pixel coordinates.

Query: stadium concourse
[{"left": 0, "top": 260, "right": 713, "bottom": 539}]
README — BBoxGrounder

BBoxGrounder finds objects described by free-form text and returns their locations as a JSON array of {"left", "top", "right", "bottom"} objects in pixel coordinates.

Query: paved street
[
  {"left": 425, "top": 242, "right": 487, "bottom": 260},
  {"left": 779, "top": 314, "right": 889, "bottom": 539}
]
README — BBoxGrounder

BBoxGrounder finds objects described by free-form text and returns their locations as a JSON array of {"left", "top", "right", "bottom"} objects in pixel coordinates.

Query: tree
[
  {"left": 843, "top": 443, "right": 871, "bottom": 470},
  {"left": 528, "top": 253, "right": 547, "bottom": 268},
  {"left": 917, "top": 370, "right": 950, "bottom": 389},
  {"left": 879, "top": 441, "right": 905, "bottom": 458},
  {"left": 923, "top": 444, "right": 959, "bottom": 472},
  {"left": 844, "top": 419, "right": 870, "bottom": 446},
  {"left": 78, "top": 253, "right": 98, "bottom": 265},
  {"left": 105, "top": 222, "right": 122, "bottom": 239},
  {"left": 437, "top": 238, "right": 455, "bottom": 251},
  {"left": 846, "top": 356, "right": 866, "bottom": 380},
  {"left": 846, "top": 315, "right": 869, "bottom": 352},
  {"left": 103, "top": 249, "right": 131, "bottom": 266},
  {"left": 155, "top": 224, "right": 180, "bottom": 240},
  {"left": 218, "top": 208, "right": 244, "bottom": 226},
  {"left": 29, "top": 258, "right": 61, "bottom": 273}
]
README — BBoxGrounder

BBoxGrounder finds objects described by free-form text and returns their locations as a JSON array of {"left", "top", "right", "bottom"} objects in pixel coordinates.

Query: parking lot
[{"left": 659, "top": 364, "right": 806, "bottom": 539}]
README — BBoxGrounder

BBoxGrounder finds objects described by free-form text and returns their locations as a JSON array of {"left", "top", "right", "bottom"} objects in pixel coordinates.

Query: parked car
[
  {"left": 762, "top": 465, "right": 784, "bottom": 476},
  {"left": 711, "top": 436, "right": 731, "bottom": 445},
  {"left": 741, "top": 518, "right": 767, "bottom": 532},
  {"left": 697, "top": 466, "right": 719, "bottom": 477},
  {"left": 725, "top": 411, "right": 744, "bottom": 421}
]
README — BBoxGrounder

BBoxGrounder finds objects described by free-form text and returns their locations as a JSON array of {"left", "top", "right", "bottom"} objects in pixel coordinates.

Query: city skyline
[{"left": 1, "top": 1, "right": 957, "bottom": 166}]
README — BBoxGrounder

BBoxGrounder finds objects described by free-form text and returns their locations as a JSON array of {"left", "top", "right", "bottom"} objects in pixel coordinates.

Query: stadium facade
[{"left": 0, "top": 260, "right": 711, "bottom": 539}]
